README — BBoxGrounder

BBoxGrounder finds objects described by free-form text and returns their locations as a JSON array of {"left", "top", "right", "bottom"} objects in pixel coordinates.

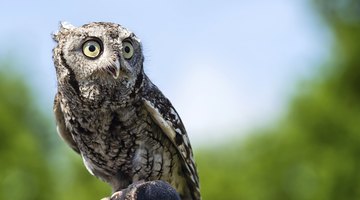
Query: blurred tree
[
  {"left": 0, "top": 61, "right": 54, "bottom": 200},
  {"left": 0, "top": 62, "right": 109, "bottom": 200},
  {"left": 197, "top": 0, "right": 360, "bottom": 200}
]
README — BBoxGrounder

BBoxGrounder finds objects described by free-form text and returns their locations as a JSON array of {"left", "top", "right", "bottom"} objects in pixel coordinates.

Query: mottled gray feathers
[{"left": 53, "top": 22, "right": 200, "bottom": 200}]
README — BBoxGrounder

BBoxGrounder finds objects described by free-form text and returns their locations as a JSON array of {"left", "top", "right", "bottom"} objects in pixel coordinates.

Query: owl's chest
[
  {"left": 62, "top": 98, "right": 182, "bottom": 189},
  {"left": 61, "top": 81, "right": 147, "bottom": 159},
  {"left": 64, "top": 82, "right": 141, "bottom": 141},
  {"left": 64, "top": 97, "right": 144, "bottom": 153}
]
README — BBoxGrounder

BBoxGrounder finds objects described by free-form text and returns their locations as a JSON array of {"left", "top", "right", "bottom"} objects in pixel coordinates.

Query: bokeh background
[{"left": 1, "top": 0, "right": 360, "bottom": 199}]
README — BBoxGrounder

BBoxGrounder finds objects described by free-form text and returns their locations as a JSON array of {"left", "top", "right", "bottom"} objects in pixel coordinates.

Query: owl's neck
[
  {"left": 76, "top": 79, "right": 133, "bottom": 105},
  {"left": 60, "top": 71, "right": 145, "bottom": 108}
]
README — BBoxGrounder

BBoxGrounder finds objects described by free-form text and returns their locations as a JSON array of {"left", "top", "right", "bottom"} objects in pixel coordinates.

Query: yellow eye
[
  {"left": 82, "top": 40, "right": 102, "bottom": 58},
  {"left": 123, "top": 41, "right": 134, "bottom": 59}
]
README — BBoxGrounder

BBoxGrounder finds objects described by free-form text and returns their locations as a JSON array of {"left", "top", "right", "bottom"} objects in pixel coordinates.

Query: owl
[{"left": 52, "top": 22, "right": 200, "bottom": 200}]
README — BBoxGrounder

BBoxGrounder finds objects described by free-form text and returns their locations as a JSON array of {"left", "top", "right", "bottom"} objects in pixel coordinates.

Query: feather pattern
[
  {"left": 141, "top": 77, "right": 200, "bottom": 200},
  {"left": 52, "top": 22, "right": 201, "bottom": 200}
]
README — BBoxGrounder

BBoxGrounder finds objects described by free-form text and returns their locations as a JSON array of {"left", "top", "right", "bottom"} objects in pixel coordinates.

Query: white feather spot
[
  {"left": 170, "top": 108, "right": 179, "bottom": 121},
  {"left": 81, "top": 154, "right": 95, "bottom": 176},
  {"left": 153, "top": 153, "right": 162, "bottom": 172},
  {"left": 143, "top": 100, "right": 176, "bottom": 140}
]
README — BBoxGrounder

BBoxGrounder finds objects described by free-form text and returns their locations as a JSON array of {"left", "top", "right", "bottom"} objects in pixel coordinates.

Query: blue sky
[{"left": 0, "top": 0, "right": 331, "bottom": 146}]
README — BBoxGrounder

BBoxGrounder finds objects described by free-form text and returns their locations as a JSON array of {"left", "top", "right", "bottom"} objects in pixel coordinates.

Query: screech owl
[{"left": 52, "top": 22, "right": 200, "bottom": 200}]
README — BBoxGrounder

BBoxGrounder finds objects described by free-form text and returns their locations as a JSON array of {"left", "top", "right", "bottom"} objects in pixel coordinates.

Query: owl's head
[{"left": 53, "top": 22, "right": 144, "bottom": 87}]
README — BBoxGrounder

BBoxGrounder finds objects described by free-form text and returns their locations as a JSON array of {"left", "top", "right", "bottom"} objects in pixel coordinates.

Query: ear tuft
[
  {"left": 60, "top": 21, "right": 76, "bottom": 30},
  {"left": 52, "top": 31, "right": 60, "bottom": 42},
  {"left": 52, "top": 21, "right": 76, "bottom": 43}
]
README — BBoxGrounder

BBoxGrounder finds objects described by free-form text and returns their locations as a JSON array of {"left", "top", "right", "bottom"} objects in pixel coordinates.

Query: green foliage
[
  {"left": 197, "top": 1, "right": 360, "bottom": 199},
  {"left": 0, "top": 63, "right": 109, "bottom": 200},
  {"left": 0, "top": 64, "right": 53, "bottom": 200}
]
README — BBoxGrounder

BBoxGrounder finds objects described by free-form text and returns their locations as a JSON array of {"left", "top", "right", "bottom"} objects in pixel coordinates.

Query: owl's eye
[
  {"left": 82, "top": 40, "right": 102, "bottom": 59},
  {"left": 122, "top": 41, "right": 134, "bottom": 59}
]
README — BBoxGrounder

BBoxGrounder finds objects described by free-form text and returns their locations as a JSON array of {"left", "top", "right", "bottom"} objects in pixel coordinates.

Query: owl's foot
[{"left": 105, "top": 180, "right": 180, "bottom": 200}]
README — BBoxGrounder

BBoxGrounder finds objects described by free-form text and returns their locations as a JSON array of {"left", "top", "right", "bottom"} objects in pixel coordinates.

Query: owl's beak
[{"left": 106, "top": 60, "right": 121, "bottom": 79}]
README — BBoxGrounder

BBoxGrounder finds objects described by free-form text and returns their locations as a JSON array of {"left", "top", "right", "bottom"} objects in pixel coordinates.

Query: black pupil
[
  {"left": 89, "top": 45, "right": 96, "bottom": 52},
  {"left": 124, "top": 46, "right": 131, "bottom": 53}
]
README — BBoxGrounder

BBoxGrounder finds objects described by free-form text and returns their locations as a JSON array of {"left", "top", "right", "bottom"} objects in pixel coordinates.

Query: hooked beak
[{"left": 106, "top": 59, "right": 121, "bottom": 79}]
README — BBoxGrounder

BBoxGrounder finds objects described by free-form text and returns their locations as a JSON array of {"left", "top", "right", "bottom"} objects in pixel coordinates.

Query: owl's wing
[
  {"left": 54, "top": 93, "right": 80, "bottom": 154},
  {"left": 141, "top": 79, "right": 200, "bottom": 200}
]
